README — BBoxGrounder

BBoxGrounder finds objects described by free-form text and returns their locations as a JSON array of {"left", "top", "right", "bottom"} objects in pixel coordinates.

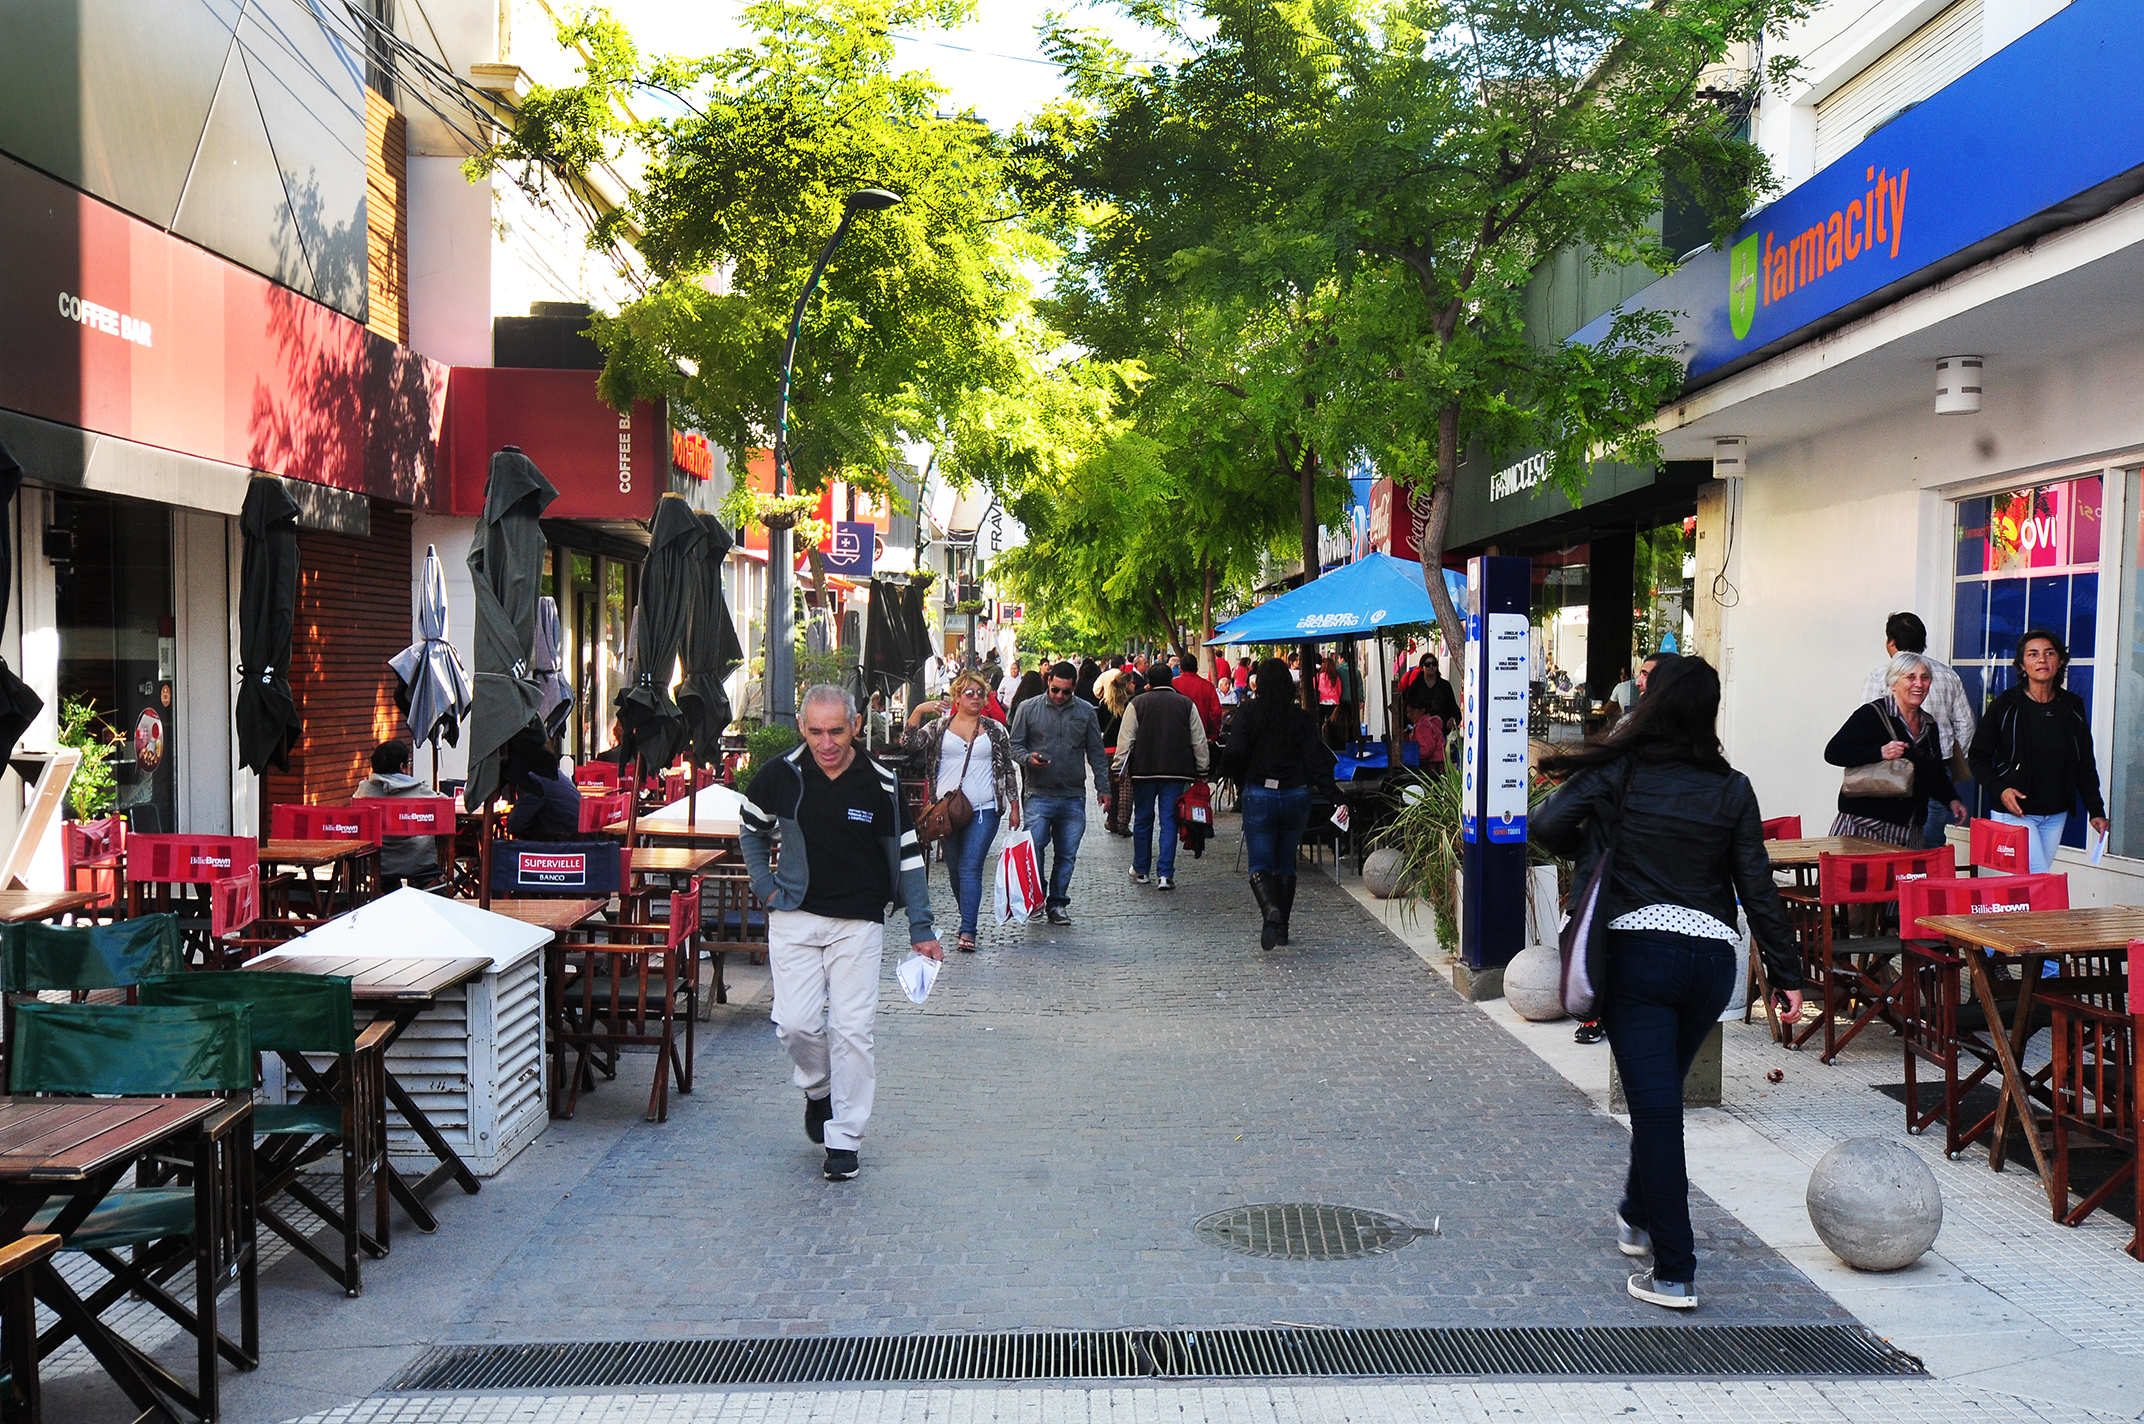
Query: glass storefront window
[
  {"left": 1531, "top": 546, "right": 1589, "bottom": 744},
  {"left": 2109, "top": 470, "right": 2144, "bottom": 859},
  {"left": 1635, "top": 517, "right": 1696, "bottom": 665},
  {"left": 53, "top": 495, "right": 175, "bottom": 831},
  {"left": 1954, "top": 474, "right": 2103, "bottom": 845}
]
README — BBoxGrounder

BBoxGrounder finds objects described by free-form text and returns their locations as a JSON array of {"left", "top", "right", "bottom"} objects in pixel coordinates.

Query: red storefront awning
[{"left": 442, "top": 367, "right": 662, "bottom": 521}]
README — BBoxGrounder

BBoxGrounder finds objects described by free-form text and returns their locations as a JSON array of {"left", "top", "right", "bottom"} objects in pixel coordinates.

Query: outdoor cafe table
[
  {"left": 623, "top": 847, "right": 723, "bottom": 922},
  {"left": 608, "top": 818, "right": 740, "bottom": 845},
  {"left": 0, "top": 889, "right": 101, "bottom": 924},
  {"left": 474, "top": 897, "right": 610, "bottom": 936},
  {"left": 1917, "top": 906, "right": 2144, "bottom": 1213},
  {"left": 0, "top": 1095, "right": 230, "bottom": 1423},
  {"left": 260, "top": 838, "right": 380, "bottom": 917},
  {"left": 1765, "top": 835, "right": 1901, "bottom": 887},
  {"left": 244, "top": 952, "right": 492, "bottom": 1231}
]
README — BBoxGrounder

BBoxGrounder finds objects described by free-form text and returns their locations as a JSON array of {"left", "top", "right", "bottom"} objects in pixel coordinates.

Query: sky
[{"left": 601, "top": 0, "right": 1157, "bottom": 130}]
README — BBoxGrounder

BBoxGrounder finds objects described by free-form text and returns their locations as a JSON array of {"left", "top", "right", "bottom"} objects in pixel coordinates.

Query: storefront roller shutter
[
  {"left": 1814, "top": 0, "right": 1982, "bottom": 173},
  {"left": 263, "top": 503, "right": 415, "bottom": 809}
]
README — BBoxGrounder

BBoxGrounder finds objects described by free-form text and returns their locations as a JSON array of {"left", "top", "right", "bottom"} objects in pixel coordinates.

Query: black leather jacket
[{"left": 1532, "top": 756, "right": 1800, "bottom": 991}]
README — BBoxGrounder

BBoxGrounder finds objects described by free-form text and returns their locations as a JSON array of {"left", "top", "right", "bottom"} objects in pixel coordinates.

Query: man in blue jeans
[
  {"left": 1111, "top": 664, "right": 1209, "bottom": 890},
  {"left": 1009, "top": 662, "right": 1112, "bottom": 924}
]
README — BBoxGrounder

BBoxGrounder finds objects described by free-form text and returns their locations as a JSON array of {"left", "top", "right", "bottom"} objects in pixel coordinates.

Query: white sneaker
[
  {"left": 1627, "top": 1271, "right": 1696, "bottom": 1310},
  {"left": 1129, "top": 867, "right": 1149, "bottom": 884},
  {"left": 1155, "top": 876, "right": 1174, "bottom": 890}
]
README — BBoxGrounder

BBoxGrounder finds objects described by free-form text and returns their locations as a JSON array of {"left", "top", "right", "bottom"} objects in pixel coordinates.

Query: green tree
[{"left": 1027, "top": 0, "right": 1807, "bottom": 687}]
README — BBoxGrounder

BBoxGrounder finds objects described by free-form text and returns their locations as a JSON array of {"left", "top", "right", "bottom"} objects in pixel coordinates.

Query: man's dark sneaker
[
  {"left": 1046, "top": 906, "right": 1072, "bottom": 926},
  {"left": 1028, "top": 906, "right": 1046, "bottom": 924},
  {"left": 805, "top": 1093, "right": 833, "bottom": 1145},
  {"left": 1129, "top": 867, "right": 1149, "bottom": 884},
  {"left": 1155, "top": 876, "right": 1174, "bottom": 890},
  {"left": 1616, "top": 1212, "right": 1652, "bottom": 1258},
  {"left": 1574, "top": 1020, "right": 1607, "bottom": 1045},
  {"left": 1627, "top": 1271, "right": 1696, "bottom": 1310},
  {"left": 823, "top": 1148, "right": 860, "bottom": 1181}
]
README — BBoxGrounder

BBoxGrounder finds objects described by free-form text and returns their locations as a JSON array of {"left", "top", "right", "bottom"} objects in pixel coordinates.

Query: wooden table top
[
  {"left": 630, "top": 847, "right": 724, "bottom": 874},
  {"left": 1918, "top": 906, "right": 2144, "bottom": 956},
  {"left": 0, "top": 1096, "right": 223, "bottom": 1182},
  {"left": 610, "top": 820, "right": 741, "bottom": 841},
  {"left": 260, "top": 839, "right": 379, "bottom": 868},
  {"left": 0, "top": 889, "right": 101, "bottom": 924},
  {"left": 468, "top": 897, "right": 610, "bottom": 933},
  {"left": 245, "top": 952, "right": 492, "bottom": 1000},
  {"left": 1765, "top": 836, "right": 1905, "bottom": 865}
]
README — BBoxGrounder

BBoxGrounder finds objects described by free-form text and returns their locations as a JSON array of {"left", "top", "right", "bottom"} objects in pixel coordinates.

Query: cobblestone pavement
[{"left": 51, "top": 814, "right": 1879, "bottom": 1424}]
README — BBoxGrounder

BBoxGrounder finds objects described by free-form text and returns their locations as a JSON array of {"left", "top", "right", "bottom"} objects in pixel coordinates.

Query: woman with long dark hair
[
  {"left": 1533, "top": 657, "right": 1802, "bottom": 1311},
  {"left": 1968, "top": 628, "right": 2108, "bottom": 871},
  {"left": 1008, "top": 668, "right": 1046, "bottom": 723},
  {"left": 1223, "top": 657, "right": 1335, "bottom": 948}
]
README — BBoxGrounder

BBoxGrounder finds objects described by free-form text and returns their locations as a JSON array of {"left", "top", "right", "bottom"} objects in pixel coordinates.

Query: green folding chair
[
  {"left": 141, "top": 971, "right": 391, "bottom": 1296},
  {"left": 11, "top": 1000, "right": 259, "bottom": 1422},
  {"left": 0, "top": 916, "right": 185, "bottom": 1083}
]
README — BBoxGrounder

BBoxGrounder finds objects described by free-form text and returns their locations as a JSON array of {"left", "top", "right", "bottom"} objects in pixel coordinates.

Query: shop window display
[
  {"left": 1954, "top": 475, "right": 2101, "bottom": 846},
  {"left": 53, "top": 495, "right": 176, "bottom": 832}
]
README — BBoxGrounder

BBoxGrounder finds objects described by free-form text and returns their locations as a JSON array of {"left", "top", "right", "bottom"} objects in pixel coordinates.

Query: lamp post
[{"left": 766, "top": 187, "right": 901, "bottom": 719}]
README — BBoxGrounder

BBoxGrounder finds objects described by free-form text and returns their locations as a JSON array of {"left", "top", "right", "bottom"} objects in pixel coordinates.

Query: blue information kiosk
[{"left": 1457, "top": 556, "right": 1531, "bottom": 999}]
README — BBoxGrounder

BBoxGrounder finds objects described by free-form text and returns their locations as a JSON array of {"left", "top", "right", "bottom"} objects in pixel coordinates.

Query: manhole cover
[{"left": 1193, "top": 1203, "right": 1435, "bottom": 1260}]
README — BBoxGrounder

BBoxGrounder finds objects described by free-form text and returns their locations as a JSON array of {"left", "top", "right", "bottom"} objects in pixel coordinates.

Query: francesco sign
[{"left": 1571, "top": 0, "right": 2144, "bottom": 385}]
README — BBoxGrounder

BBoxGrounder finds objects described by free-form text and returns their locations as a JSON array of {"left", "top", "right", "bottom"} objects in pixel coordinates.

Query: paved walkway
[{"left": 39, "top": 811, "right": 2139, "bottom": 1423}]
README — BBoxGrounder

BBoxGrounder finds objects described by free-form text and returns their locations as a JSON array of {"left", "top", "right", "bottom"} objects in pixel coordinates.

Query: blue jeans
[
  {"left": 1601, "top": 928, "right": 1737, "bottom": 1285},
  {"left": 942, "top": 806, "right": 1002, "bottom": 937},
  {"left": 1130, "top": 781, "right": 1184, "bottom": 878},
  {"left": 1024, "top": 794, "right": 1086, "bottom": 907},
  {"left": 1991, "top": 809, "right": 2066, "bottom": 873},
  {"left": 1923, "top": 779, "right": 1970, "bottom": 849},
  {"left": 1241, "top": 784, "right": 1311, "bottom": 876}
]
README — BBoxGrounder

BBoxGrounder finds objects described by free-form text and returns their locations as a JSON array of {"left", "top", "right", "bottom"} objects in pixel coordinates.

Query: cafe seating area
[{"left": 0, "top": 769, "right": 762, "bottom": 1422}]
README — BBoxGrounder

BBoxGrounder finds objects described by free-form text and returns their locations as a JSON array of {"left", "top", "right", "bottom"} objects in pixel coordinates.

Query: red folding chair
[
  {"left": 1899, "top": 871, "right": 2069, "bottom": 1156},
  {"left": 550, "top": 881, "right": 702, "bottom": 1121},
  {"left": 1760, "top": 815, "right": 1802, "bottom": 842},
  {"left": 126, "top": 836, "right": 262, "bottom": 967},
  {"left": 352, "top": 796, "right": 458, "bottom": 889},
  {"left": 61, "top": 816, "right": 127, "bottom": 915},
  {"left": 2034, "top": 934, "right": 2141, "bottom": 1234},
  {"left": 268, "top": 805, "right": 385, "bottom": 909},
  {"left": 573, "top": 763, "right": 619, "bottom": 789},
  {"left": 577, "top": 792, "right": 630, "bottom": 836},
  {"left": 1782, "top": 846, "right": 1955, "bottom": 1062},
  {"left": 1967, "top": 817, "right": 2031, "bottom": 876}
]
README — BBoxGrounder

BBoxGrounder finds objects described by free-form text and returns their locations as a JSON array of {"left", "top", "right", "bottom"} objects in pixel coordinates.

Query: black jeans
[{"left": 1601, "top": 927, "right": 1736, "bottom": 1284}]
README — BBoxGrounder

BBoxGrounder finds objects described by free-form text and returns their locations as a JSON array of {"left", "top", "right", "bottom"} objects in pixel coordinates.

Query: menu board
[
  {"left": 1460, "top": 612, "right": 1482, "bottom": 843},
  {"left": 1483, "top": 612, "right": 1530, "bottom": 843}
]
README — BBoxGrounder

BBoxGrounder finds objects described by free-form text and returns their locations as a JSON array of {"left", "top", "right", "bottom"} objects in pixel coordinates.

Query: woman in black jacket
[
  {"left": 1967, "top": 628, "right": 2108, "bottom": 872},
  {"left": 1223, "top": 657, "right": 1336, "bottom": 949},
  {"left": 1822, "top": 652, "right": 1967, "bottom": 847},
  {"left": 1533, "top": 657, "right": 1802, "bottom": 1312}
]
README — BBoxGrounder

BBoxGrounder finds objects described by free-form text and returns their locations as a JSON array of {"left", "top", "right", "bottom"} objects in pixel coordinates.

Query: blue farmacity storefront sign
[{"left": 1571, "top": 0, "right": 2144, "bottom": 383}]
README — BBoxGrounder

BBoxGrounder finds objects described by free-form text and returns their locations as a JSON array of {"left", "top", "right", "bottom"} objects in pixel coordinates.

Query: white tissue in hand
[{"left": 897, "top": 952, "right": 940, "bottom": 1004}]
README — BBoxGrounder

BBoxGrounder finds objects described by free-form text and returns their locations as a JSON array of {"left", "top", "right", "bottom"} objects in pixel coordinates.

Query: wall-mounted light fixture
[
  {"left": 1712, "top": 436, "right": 1748, "bottom": 480},
  {"left": 1936, "top": 356, "right": 1983, "bottom": 414}
]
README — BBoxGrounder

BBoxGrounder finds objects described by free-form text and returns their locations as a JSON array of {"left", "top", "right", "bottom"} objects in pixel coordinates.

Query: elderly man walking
[
  {"left": 740, "top": 685, "right": 943, "bottom": 1181},
  {"left": 1114, "top": 664, "right": 1209, "bottom": 890},
  {"left": 1009, "top": 661, "right": 1112, "bottom": 925}
]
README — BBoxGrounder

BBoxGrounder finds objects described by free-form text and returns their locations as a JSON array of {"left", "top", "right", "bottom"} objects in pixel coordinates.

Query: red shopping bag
[{"left": 994, "top": 830, "right": 1045, "bottom": 925}]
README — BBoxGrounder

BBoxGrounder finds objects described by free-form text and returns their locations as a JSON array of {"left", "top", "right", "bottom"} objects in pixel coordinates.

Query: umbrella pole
[
  {"left": 687, "top": 754, "right": 698, "bottom": 830},
  {"left": 477, "top": 798, "right": 495, "bottom": 910}
]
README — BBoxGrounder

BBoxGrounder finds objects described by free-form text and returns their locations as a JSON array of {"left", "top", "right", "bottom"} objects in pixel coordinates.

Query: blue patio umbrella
[{"left": 1206, "top": 553, "right": 1467, "bottom": 644}]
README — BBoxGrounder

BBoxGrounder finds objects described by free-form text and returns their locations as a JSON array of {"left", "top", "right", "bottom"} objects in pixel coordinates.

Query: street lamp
[{"left": 765, "top": 186, "right": 902, "bottom": 719}]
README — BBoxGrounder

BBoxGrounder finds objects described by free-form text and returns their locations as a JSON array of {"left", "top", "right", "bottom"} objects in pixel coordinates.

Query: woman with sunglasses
[{"left": 905, "top": 671, "right": 1023, "bottom": 951}]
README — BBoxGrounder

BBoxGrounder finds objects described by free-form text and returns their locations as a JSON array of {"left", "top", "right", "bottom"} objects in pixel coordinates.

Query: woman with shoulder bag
[
  {"left": 1824, "top": 651, "right": 1967, "bottom": 847},
  {"left": 905, "top": 671, "right": 1022, "bottom": 952},
  {"left": 1533, "top": 657, "right": 1802, "bottom": 1312}
]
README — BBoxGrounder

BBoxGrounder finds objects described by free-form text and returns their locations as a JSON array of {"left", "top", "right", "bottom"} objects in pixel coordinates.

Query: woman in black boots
[{"left": 1224, "top": 656, "right": 1336, "bottom": 948}]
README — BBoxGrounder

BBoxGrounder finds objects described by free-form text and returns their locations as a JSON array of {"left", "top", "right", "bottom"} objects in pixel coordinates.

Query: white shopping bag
[
  {"left": 993, "top": 830, "right": 1043, "bottom": 925},
  {"left": 897, "top": 952, "right": 940, "bottom": 1005}
]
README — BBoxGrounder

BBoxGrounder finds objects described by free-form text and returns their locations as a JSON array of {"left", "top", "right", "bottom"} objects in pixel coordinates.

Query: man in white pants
[{"left": 739, "top": 685, "right": 943, "bottom": 1181}]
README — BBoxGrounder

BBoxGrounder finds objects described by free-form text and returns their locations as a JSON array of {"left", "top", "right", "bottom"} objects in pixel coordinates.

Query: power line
[{"left": 887, "top": 31, "right": 1063, "bottom": 69}]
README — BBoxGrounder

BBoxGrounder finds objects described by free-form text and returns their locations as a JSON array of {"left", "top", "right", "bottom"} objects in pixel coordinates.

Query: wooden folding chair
[
  {"left": 0, "top": 1234, "right": 60, "bottom": 1423},
  {"left": 60, "top": 817, "right": 127, "bottom": 918},
  {"left": 352, "top": 795, "right": 458, "bottom": 890},
  {"left": 125, "top": 836, "right": 264, "bottom": 968},
  {"left": 700, "top": 863, "right": 768, "bottom": 1012},
  {"left": 268, "top": 804, "right": 386, "bottom": 909},
  {"left": 573, "top": 762, "right": 620, "bottom": 789},
  {"left": 1782, "top": 846, "right": 1955, "bottom": 1063},
  {"left": 551, "top": 882, "right": 702, "bottom": 1121},
  {"left": 1967, "top": 817, "right": 2031, "bottom": 876},
  {"left": 1898, "top": 871, "right": 2069, "bottom": 1156},
  {"left": 1759, "top": 815, "right": 1802, "bottom": 841},
  {"left": 0, "top": 915, "right": 186, "bottom": 1085}
]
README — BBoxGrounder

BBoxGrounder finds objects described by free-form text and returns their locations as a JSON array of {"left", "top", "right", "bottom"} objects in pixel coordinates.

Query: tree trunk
[
  {"left": 1419, "top": 400, "right": 1469, "bottom": 705},
  {"left": 1296, "top": 444, "right": 1321, "bottom": 714},
  {"left": 1199, "top": 564, "right": 1215, "bottom": 678}
]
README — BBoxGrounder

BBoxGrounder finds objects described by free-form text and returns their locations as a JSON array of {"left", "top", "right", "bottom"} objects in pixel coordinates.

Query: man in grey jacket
[
  {"left": 1008, "top": 661, "right": 1111, "bottom": 925},
  {"left": 740, "top": 685, "right": 942, "bottom": 1181}
]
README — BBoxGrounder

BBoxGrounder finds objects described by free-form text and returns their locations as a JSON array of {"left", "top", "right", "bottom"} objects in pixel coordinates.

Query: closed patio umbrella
[
  {"left": 464, "top": 448, "right": 558, "bottom": 810},
  {"left": 614, "top": 493, "right": 703, "bottom": 778},
  {"left": 389, "top": 544, "right": 474, "bottom": 755},
  {"left": 0, "top": 446, "right": 41, "bottom": 764},
  {"left": 532, "top": 595, "right": 572, "bottom": 742},
  {"left": 236, "top": 476, "right": 301, "bottom": 774},
  {"left": 863, "top": 578, "right": 911, "bottom": 693},
  {"left": 677, "top": 512, "right": 743, "bottom": 765}
]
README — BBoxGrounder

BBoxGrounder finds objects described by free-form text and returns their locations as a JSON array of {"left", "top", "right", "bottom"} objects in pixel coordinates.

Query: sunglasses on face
[
  {"left": 1047, "top": 684, "right": 1073, "bottom": 697},
  {"left": 957, "top": 687, "right": 986, "bottom": 698}
]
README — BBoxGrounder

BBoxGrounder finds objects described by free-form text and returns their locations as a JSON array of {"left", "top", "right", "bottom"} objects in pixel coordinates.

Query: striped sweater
[{"left": 739, "top": 745, "right": 938, "bottom": 945}]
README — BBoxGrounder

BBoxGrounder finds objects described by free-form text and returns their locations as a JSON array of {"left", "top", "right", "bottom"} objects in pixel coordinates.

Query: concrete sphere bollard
[
  {"left": 1806, "top": 1138, "right": 1942, "bottom": 1271},
  {"left": 1503, "top": 943, "right": 1567, "bottom": 1022},
  {"left": 1362, "top": 847, "right": 1406, "bottom": 900}
]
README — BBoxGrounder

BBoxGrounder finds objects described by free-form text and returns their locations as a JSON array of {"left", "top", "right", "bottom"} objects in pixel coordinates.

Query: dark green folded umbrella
[
  {"left": 236, "top": 476, "right": 301, "bottom": 774},
  {"left": 678, "top": 511, "right": 744, "bottom": 764},
  {"left": 615, "top": 495, "right": 705, "bottom": 777},
  {"left": 464, "top": 448, "right": 558, "bottom": 809}
]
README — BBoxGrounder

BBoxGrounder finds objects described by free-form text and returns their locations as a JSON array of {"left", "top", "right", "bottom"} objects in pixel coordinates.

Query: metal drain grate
[
  {"left": 1194, "top": 1203, "right": 1434, "bottom": 1260},
  {"left": 392, "top": 1325, "right": 1923, "bottom": 1390}
]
